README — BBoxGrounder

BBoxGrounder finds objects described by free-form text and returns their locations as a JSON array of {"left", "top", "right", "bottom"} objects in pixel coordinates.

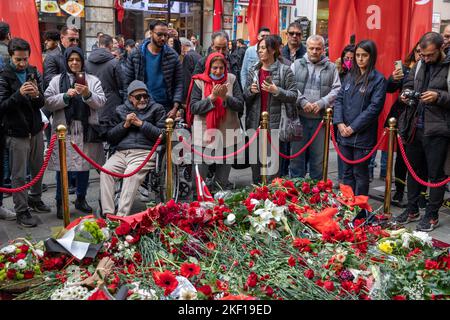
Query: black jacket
[
  {"left": 107, "top": 99, "right": 166, "bottom": 151},
  {"left": 402, "top": 54, "right": 450, "bottom": 137},
  {"left": 333, "top": 70, "right": 387, "bottom": 149},
  {"left": 43, "top": 46, "right": 66, "bottom": 89},
  {"left": 85, "top": 48, "right": 125, "bottom": 124},
  {"left": 385, "top": 64, "right": 411, "bottom": 125},
  {"left": 123, "top": 39, "right": 183, "bottom": 108},
  {"left": 182, "top": 50, "right": 202, "bottom": 103},
  {"left": 0, "top": 64, "right": 45, "bottom": 137}
]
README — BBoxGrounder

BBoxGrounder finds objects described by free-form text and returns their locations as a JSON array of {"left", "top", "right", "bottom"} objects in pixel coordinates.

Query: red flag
[
  {"left": 247, "top": 0, "right": 279, "bottom": 45},
  {"left": 213, "top": 0, "right": 223, "bottom": 32},
  {"left": 0, "top": 0, "right": 43, "bottom": 73},
  {"left": 115, "top": 0, "right": 125, "bottom": 24},
  {"left": 195, "top": 165, "right": 214, "bottom": 202},
  {"left": 328, "top": 0, "right": 357, "bottom": 61}
]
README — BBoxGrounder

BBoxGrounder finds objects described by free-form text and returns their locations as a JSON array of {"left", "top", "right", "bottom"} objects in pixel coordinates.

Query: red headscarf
[{"left": 185, "top": 52, "right": 228, "bottom": 129}]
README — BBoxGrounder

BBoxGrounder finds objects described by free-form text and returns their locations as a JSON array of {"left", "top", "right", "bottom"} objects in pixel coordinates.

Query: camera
[{"left": 402, "top": 89, "right": 421, "bottom": 107}]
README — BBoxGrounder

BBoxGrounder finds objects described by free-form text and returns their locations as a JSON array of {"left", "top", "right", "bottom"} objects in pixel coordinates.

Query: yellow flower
[{"left": 378, "top": 240, "right": 395, "bottom": 254}]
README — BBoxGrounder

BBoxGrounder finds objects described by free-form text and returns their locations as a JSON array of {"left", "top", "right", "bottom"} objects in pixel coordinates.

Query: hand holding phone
[{"left": 394, "top": 60, "right": 404, "bottom": 76}]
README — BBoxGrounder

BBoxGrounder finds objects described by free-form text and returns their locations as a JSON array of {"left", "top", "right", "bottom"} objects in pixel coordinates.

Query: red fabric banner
[
  {"left": 247, "top": 0, "right": 279, "bottom": 45},
  {"left": 0, "top": 0, "right": 43, "bottom": 73},
  {"left": 115, "top": 0, "right": 125, "bottom": 24},
  {"left": 213, "top": 0, "right": 223, "bottom": 32},
  {"left": 328, "top": 0, "right": 433, "bottom": 150}
]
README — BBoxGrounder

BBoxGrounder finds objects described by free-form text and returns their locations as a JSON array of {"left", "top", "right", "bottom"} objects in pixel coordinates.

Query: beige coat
[
  {"left": 190, "top": 73, "right": 244, "bottom": 150},
  {"left": 44, "top": 73, "right": 106, "bottom": 171}
]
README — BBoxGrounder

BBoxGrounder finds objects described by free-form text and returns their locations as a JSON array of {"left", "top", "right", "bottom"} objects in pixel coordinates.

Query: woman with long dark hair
[
  {"left": 333, "top": 40, "right": 387, "bottom": 195},
  {"left": 244, "top": 35, "right": 298, "bottom": 184}
]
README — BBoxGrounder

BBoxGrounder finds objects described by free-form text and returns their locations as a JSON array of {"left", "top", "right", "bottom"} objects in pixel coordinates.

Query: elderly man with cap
[{"left": 100, "top": 80, "right": 166, "bottom": 216}]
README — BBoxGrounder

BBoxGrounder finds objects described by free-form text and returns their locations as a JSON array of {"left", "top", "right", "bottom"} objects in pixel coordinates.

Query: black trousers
[
  {"left": 406, "top": 129, "right": 448, "bottom": 218},
  {"left": 0, "top": 134, "right": 4, "bottom": 206},
  {"left": 339, "top": 145, "right": 371, "bottom": 196},
  {"left": 394, "top": 151, "right": 427, "bottom": 195}
]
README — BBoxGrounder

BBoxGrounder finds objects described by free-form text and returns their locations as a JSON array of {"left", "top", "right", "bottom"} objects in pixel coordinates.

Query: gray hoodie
[
  {"left": 291, "top": 54, "right": 341, "bottom": 119},
  {"left": 85, "top": 48, "right": 125, "bottom": 124}
]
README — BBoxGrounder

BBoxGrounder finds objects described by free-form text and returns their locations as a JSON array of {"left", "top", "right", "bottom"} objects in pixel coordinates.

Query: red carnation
[
  {"left": 392, "top": 295, "right": 407, "bottom": 300},
  {"left": 115, "top": 221, "right": 131, "bottom": 236},
  {"left": 425, "top": 260, "right": 439, "bottom": 270},
  {"left": 16, "top": 253, "right": 27, "bottom": 260},
  {"left": 288, "top": 256, "right": 296, "bottom": 267},
  {"left": 246, "top": 272, "right": 258, "bottom": 288},
  {"left": 96, "top": 218, "right": 107, "bottom": 228},
  {"left": 6, "top": 269, "right": 16, "bottom": 280},
  {"left": 293, "top": 238, "right": 312, "bottom": 253},
  {"left": 304, "top": 269, "right": 314, "bottom": 279},
  {"left": 23, "top": 270, "right": 34, "bottom": 279},
  {"left": 87, "top": 289, "right": 111, "bottom": 300},
  {"left": 197, "top": 285, "right": 212, "bottom": 297},
  {"left": 19, "top": 245, "right": 29, "bottom": 253},
  {"left": 180, "top": 262, "right": 201, "bottom": 278},
  {"left": 324, "top": 281, "right": 335, "bottom": 292},
  {"left": 153, "top": 270, "right": 178, "bottom": 296},
  {"left": 250, "top": 249, "right": 262, "bottom": 257}
]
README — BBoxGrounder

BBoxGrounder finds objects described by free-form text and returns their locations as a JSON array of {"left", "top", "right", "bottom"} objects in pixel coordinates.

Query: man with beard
[
  {"left": 124, "top": 20, "right": 183, "bottom": 119},
  {"left": 394, "top": 32, "right": 450, "bottom": 232},
  {"left": 100, "top": 80, "right": 166, "bottom": 216},
  {"left": 43, "top": 26, "right": 80, "bottom": 89}
]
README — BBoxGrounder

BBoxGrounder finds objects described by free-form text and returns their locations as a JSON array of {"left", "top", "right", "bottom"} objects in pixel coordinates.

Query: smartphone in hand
[
  {"left": 264, "top": 76, "right": 273, "bottom": 85},
  {"left": 75, "top": 72, "right": 86, "bottom": 86},
  {"left": 26, "top": 73, "right": 37, "bottom": 86},
  {"left": 394, "top": 60, "right": 404, "bottom": 76}
]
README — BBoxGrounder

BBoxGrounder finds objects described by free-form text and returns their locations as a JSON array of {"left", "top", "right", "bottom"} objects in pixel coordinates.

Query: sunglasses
[
  {"left": 288, "top": 32, "right": 302, "bottom": 37},
  {"left": 131, "top": 94, "right": 149, "bottom": 101},
  {"left": 69, "top": 38, "right": 80, "bottom": 43}
]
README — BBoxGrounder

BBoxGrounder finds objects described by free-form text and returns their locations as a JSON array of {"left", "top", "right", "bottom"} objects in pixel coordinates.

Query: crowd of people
[{"left": 0, "top": 19, "right": 450, "bottom": 233}]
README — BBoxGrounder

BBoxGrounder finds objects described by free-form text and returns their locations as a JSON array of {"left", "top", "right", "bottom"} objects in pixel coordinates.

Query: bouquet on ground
[{"left": 0, "top": 241, "right": 43, "bottom": 282}]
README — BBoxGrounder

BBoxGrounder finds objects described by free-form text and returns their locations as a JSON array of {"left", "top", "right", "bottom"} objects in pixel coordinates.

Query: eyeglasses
[
  {"left": 155, "top": 32, "right": 169, "bottom": 38},
  {"left": 131, "top": 94, "right": 149, "bottom": 101},
  {"left": 288, "top": 32, "right": 302, "bottom": 37},
  {"left": 68, "top": 38, "right": 80, "bottom": 43}
]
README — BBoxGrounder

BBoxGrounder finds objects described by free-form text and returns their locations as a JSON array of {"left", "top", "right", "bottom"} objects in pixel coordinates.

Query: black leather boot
[{"left": 75, "top": 196, "right": 93, "bottom": 213}]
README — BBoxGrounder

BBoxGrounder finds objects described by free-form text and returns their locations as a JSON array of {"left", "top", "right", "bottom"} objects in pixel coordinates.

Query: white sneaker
[{"left": 0, "top": 206, "right": 16, "bottom": 221}]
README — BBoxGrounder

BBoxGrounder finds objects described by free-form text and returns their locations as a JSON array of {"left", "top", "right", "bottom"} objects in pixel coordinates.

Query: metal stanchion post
[
  {"left": 261, "top": 112, "right": 269, "bottom": 185},
  {"left": 384, "top": 118, "right": 397, "bottom": 218},
  {"left": 322, "top": 108, "right": 333, "bottom": 183},
  {"left": 165, "top": 118, "right": 174, "bottom": 201},
  {"left": 57, "top": 125, "right": 70, "bottom": 227}
]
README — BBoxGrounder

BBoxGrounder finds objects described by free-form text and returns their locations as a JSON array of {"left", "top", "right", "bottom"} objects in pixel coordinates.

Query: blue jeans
[
  {"left": 290, "top": 117, "right": 325, "bottom": 180},
  {"left": 55, "top": 171, "right": 90, "bottom": 201},
  {"left": 380, "top": 151, "right": 387, "bottom": 178},
  {"left": 339, "top": 145, "right": 371, "bottom": 196}
]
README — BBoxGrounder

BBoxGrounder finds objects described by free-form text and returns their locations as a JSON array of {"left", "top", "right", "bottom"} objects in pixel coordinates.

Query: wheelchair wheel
[{"left": 156, "top": 152, "right": 180, "bottom": 203}]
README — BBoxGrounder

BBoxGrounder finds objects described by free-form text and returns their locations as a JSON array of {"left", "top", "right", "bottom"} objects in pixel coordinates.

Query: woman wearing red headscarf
[{"left": 186, "top": 52, "right": 244, "bottom": 191}]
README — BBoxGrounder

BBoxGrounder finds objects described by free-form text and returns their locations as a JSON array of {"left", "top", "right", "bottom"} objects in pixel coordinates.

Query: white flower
[
  {"left": 125, "top": 235, "right": 134, "bottom": 243},
  {"left": 249, "top": 216, "right": 269, "bottom": 233},
  {"left": 0, "top": 245, "right": 16, "bottom": 255},
  {"left": 401, "top": 232, "right": 412, "bottom": 248},
  {"left": 34, "top": 249, "right": 44, "bottom": 258},
  {"left": 101, "top": 228, "right": 110, "bottom": 240},
  {"left": 412, "top": 231, "right": 433, "bottom": 246},
  {"left": 243, "top": 233, "right": 252, "bottom": 242},
  {"left": 16, "top": 259, "right": 27, "bottom": 269},
  {"left": 179, "top": 288, "right": 198, "bottom": 300},
  {"left": 225, "top": 213, "right": 236, "bottom": 225},
  {"left": 250, "top": 199, "right": 260, "bottom": 206}
]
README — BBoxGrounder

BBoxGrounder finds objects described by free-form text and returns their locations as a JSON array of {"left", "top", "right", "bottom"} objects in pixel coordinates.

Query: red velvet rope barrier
[
  {"left": 179, "top": 127, "right": 260, "bottom": 161},
  {"left": 0, "top": 134, "right": 57, "bottom": 193},
  {"left": 330, "top": 125, "right": 388, "bottom": 165},
  {"left": 267, "top": 121, "right": 324, "bottom": 160},
  {"left": 397, "top": 134, "right": 450, "bottom": 188},
  {"left": 71, "top": 136, "right": 162, "bottom": 178}
]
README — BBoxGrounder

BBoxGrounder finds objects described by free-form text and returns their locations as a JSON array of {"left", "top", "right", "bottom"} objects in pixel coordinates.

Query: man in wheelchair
[{"left": 100, "top": 80, "right": 166, "bottom": 216}]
